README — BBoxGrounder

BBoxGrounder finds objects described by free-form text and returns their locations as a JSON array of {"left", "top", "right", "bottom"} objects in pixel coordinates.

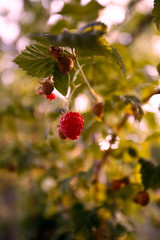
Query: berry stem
[
  {"left": 73, "top": 52, "right": 99, "bottom": 102},
  {"left": 66, "top": 83, "right": 82, "bottom": 111}
]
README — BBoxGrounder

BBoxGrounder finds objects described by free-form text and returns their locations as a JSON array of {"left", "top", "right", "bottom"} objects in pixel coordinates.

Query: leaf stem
[{"left": 73, "top": 53, "right": 99, "bottom": 102}]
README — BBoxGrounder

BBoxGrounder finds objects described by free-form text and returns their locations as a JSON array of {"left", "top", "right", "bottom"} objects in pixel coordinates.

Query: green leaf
[
  {"left": 150, "top": 145, "right": 160, "bottom": 164},
  {"left": 139, "top": 158, "right": 160, "bottom": 189},
  {"left": 152, "top": 0, "right": 160, "bottom": 31},
  {"left": 59, "top": 0, "right": 104, "bottom": 23},
  {"left": 71, "top": 202, "right": 99, "bottom": 237},
  {"left": 121, "top": 95, "right": 144, "bottom": 121},
  {"left": 127, "top": 147, "right": 138, "bottom": 158},
  {"left": 59, "top": 176, "right": 76, "bottom": 193},
  {"left": 53, "top": 63, "right": 69, "bottom": 96},
  {"left": 30, "top": 22, "right": 126, "bottom": 77},
  {"left": 29, "top": 22, "right": 107, "bottom": 54},
  {"left": 145, "top": 112, "right": 157, "bottom": 130},
  {"left": 13, "top": 44, "right": 55, "bottom": 78},
  {"left": 157, "top": 63, "right": 160, "bottom": 75},
  {"left": 107, "top": 45, "right": 126, "bottom": 78},
  {"left": 78, "top": 166, "right": 94, "bottom": 182},
  {"left": 111, "top": 47, "right": 126, "bottom": 78},
  {"left": 146, "top": 132, "right": 160, "bottom": 141},
  {"left": 49, "top": 19, "right": 70, "bottom": 35}
]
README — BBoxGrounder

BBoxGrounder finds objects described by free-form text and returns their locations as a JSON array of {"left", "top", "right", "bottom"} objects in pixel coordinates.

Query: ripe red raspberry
[
  {"left": 57, "top": 124, "right": 67, "bottom": 140},
  {"left": 134, "top": 191, "right": 150, "bottom": 206},
  {"left": 59, "top": 112, "right": 84, "bottom": 140}
]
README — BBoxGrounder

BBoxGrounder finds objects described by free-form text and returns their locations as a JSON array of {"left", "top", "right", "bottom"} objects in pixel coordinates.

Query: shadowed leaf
[
  {"left": 121, "top": 95, "right": 144, "bottom": 120},
  {"left": 139, "top": 158, "right": 160, "bottom": 189},
  {"left": 152, "top": 0, "right": 160, "bottom": 31},
  {"left": 53, "top": 63, "right": 69, "bottom": 96}
]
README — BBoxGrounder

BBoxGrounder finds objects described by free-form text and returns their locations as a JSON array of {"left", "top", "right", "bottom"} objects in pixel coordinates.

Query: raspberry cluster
[{"left": 59, "top": 112, "right": 84, "bottom": 140}]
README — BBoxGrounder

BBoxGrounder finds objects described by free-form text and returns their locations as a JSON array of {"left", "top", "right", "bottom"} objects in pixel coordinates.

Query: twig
[
  {"left": 73, "top": 52, "right": 99, "bottom": 102},
  {"left": 142, "top": 88, "right": 160, "bottom": 103},
  {"left": 66, "top": 83, "right": 82, "bottom": 111}
]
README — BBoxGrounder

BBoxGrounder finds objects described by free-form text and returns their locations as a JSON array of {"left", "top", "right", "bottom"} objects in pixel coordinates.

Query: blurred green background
[{"left": 1, "top": 0, "right": 160, "bottom": 239}]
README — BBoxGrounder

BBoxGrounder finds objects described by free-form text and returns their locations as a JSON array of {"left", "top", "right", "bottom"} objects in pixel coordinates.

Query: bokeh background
[{"left": 1, "top": 0, "right": 160, "bottom": 240}]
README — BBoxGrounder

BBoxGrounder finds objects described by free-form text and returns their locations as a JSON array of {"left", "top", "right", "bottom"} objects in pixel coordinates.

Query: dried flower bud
[
  {"left": 37, "top": 77, "right": 54, "bottom": 95},
  {"left": 134, "top": 191, "right": 150, "bottom": 206},
  {"left": 110, "top": 177, "right": 130, "bottom": 191},
  {"left": 92, "top": 102, "right": 104, "bottom": 117}
]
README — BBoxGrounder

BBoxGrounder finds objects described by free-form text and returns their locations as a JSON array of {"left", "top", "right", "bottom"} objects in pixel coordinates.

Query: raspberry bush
[{"left": 1, "top": 0, "right": 160, "bottom": 240}]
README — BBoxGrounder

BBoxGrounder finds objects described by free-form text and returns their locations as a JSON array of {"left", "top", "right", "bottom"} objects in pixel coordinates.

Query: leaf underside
[{"left": 13, "top": 44, "right": 55, "bottom": 78}]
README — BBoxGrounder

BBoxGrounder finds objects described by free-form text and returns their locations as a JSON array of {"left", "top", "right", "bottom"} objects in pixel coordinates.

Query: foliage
[
  {"left": 152, "top": 0, "right": 160, "bottom": 31},
  {"left": 1, "top": 0, "right": 160, "bottom": 240},
  {"left": 13, "top": 44, "right": 56, "bottom": 78},
  {"left": 139, "top": 158, "right": 160, "bottom": 190}
]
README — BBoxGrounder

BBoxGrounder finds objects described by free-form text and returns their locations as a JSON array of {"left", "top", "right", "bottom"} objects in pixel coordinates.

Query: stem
[
  {"left": 142, "top": 88, "right": 160, "bottom": 103},
  {"left": 66, "top": 83, "right": 82, "bottom": 111},
  {"left": 73, "top": 54, "right": 99, "bottom": 102}
]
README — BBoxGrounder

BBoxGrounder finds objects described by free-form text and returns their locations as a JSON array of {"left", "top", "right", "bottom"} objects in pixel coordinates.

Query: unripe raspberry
[
  {"left": 50, "top": 46, "right": 74, "bottom": 74},
  {"left": 59, "top": 112, "right": 84, "bottom": 140},
  {"left": 37, "top": 77, "right": 54, "bottom": 95},
  {"left": 134, "top": 191, "right": 150, "bottom": 206},
  {"left": 110, "top": 177, "right": 130, "bottom": 191},
  {"left": 92, "top": 102, "right": 104, "bottom": 117},
  {"left": 58, "top": 55, "right": 74, "bottom": 74}
]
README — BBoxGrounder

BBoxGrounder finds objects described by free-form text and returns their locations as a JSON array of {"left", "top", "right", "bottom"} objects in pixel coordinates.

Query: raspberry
[
  {"left": 57, "top": 124, "right": 67, "bottom": 140},
  {"left": 58, "top": 55, "right": 74, "bottom": 74},
  {"left": 59, "top": 112, "right": 84, "bottom": 140},
  {"left": 134, "top": 191, "right": 150, "bottom": 206}
]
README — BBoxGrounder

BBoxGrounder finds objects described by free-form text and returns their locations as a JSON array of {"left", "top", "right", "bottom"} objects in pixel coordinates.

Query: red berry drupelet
[
  {"left": 60, "top": 112, "right": 84, "bottom": 140},
  {"left": 45, "top": 93, "right": 56, "bottom": 102}
]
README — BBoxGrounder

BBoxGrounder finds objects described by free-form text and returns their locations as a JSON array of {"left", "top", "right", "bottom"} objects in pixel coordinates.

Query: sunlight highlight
[
  {"left": 98, "top": 4, "right": 126, "bottom": 28},
  {"left": 74, "top": 94, "right": 89, "bottom": 113},
  {"left": 151, "top": 36, "right": 160, "bottom": 56},
  {"left": 98, "top": 135, "right": 120, "bottom": 151}
]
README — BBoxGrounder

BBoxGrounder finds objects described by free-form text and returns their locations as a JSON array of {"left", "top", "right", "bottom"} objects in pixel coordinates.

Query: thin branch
[
  {"left": 66, "top": 84, "right": 82, "bottom": 111},
  {"left": 142, "top": 88, "right": 160, "bottom": 103},
  {"left": 73, "top": 53, "right": 99, "bottom": 102}
]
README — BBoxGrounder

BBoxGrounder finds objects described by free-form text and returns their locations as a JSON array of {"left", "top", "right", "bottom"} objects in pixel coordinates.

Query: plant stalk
[{"left": 74, "top": 55, "right": 99, "bottom": 102}]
